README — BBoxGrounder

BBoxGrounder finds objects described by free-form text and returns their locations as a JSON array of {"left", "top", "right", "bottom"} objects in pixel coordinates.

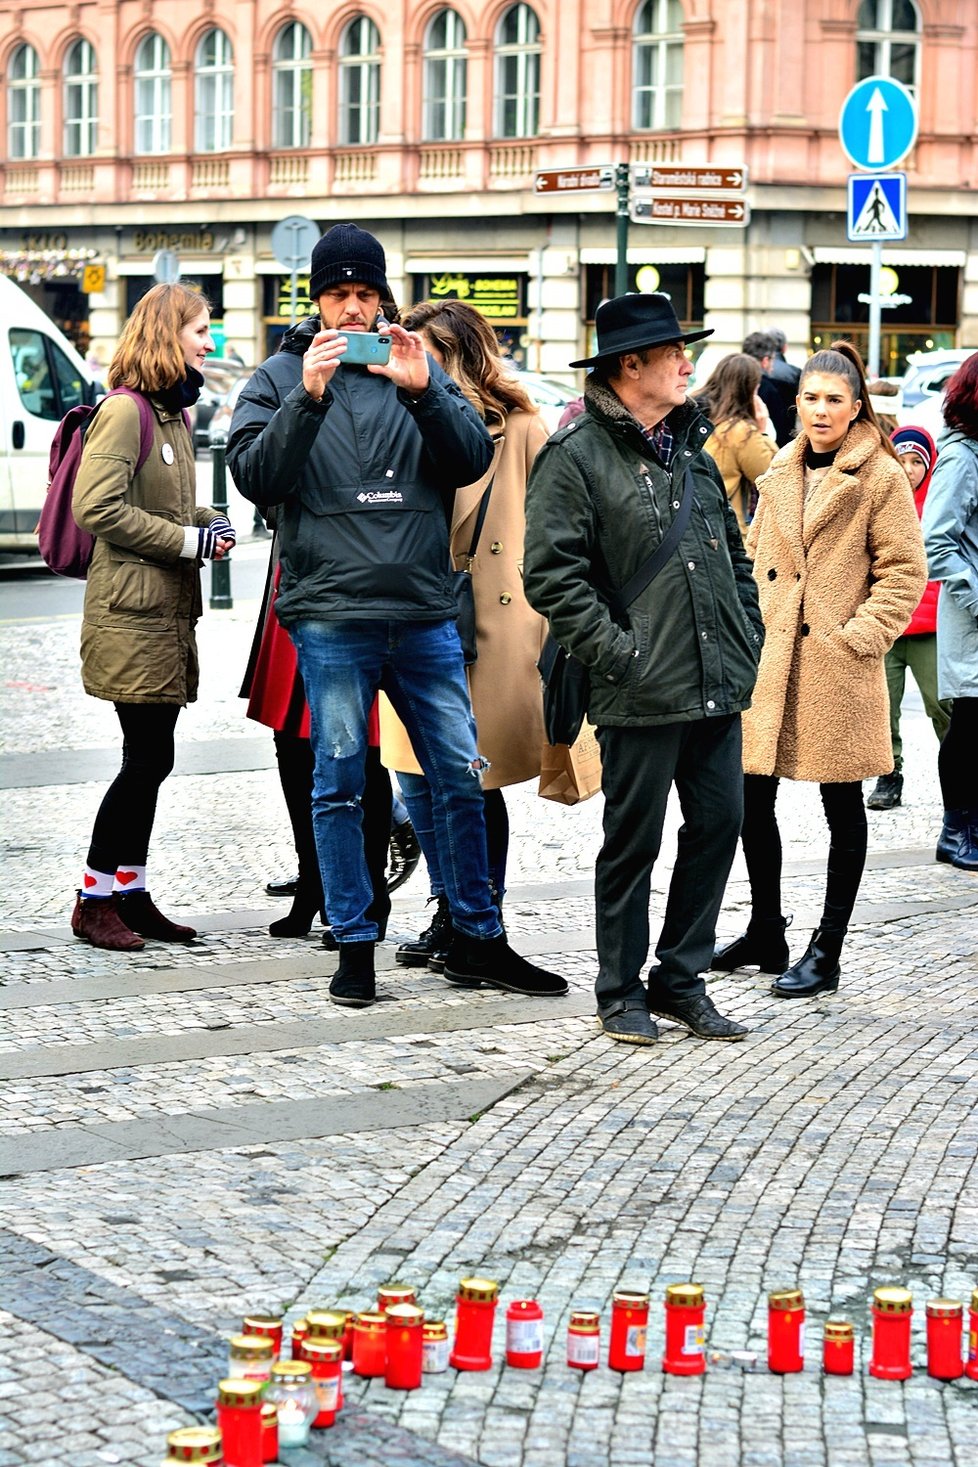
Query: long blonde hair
[
  {"left": 403, "top": 299, "right": 535, "bottom": 426},
  {"left": 109, "top": 284, "right": 210, "bottom": 393}
]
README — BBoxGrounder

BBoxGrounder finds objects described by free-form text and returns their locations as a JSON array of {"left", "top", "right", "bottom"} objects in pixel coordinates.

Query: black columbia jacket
[
  {"left": 523, "top": 378, "right": 763, "bottom": 728},
  {"left": 226, "top": 317, "right": 493, "bottom": 626}
]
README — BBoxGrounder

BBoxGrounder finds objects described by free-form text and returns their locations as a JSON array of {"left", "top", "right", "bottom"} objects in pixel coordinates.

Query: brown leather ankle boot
[
  {"left": 114, "top": 890, "right": 197, "bottom": 941},
  {"left": 71, "top": 893, "right": 145, "bottom": 952}
]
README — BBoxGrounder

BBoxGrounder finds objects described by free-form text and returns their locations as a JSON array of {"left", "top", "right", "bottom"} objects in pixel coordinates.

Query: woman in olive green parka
[{"left": 69, "top": 284, "right": 234, "bottom": 953}]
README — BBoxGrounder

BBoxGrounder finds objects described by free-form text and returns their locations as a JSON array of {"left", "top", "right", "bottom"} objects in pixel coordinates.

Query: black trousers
[
  {"left": 594, "top": 715, "right": 744, "bottom": 1011},
  {"left": 741, "top": 774, "right": 867, "bottom": 933},
  {"left": 938, "top": 696, "right": 977, "bottom": 809},
  {"left": 87, "top": 703, "right": 181, "bottom": 872}
]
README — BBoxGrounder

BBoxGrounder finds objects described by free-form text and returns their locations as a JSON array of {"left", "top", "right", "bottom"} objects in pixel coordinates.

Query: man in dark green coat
[{"left": 523, "top": 294, "right": 764, "bottom": 1045}]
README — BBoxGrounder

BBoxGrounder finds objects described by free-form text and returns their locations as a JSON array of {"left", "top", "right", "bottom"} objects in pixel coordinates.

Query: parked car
[
  {"left": 207, "top": 372, "right": 252, "bottom": 449},
  {"left": 899, "top": 348, "right": 976, "bottom": 412}
]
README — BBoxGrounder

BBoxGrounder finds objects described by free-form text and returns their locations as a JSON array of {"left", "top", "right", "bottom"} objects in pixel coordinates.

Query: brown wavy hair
[
  {"left": 800, "top": 339, "right": 899, "bottom": 461},
  {"left": 402, "top": 299, "right": 535, "bottom": 426},
  {"left": 693, "top": 352, "right": 762, "bottom": 433},
  {"left": 109, "top": 283, "right": 211, "bottom": 392}
]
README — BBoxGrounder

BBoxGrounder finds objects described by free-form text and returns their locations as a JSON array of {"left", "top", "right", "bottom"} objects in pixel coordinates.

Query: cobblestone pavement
[{"left": 1, "top": 558, "right": 976, "bottom": 1466}]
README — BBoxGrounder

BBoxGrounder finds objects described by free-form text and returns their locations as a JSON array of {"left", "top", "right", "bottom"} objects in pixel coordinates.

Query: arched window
[
  {"left": 856, "top": 0, "right": 920, "bottom": 91},
  {"left": 272, "top": 21, "right": 312, "bottom": 148},
  {"left": 423, "top": 9, "right": 467, "bottom": 142},
  {"left": 8, "top": 44, "right": 41, "bottom": 160},
  {"left": 195, "top": 28, "right": 234, "bottom": 152},
  {"left": 64, "top": 39, "right": 98, "bottom": 157},
  {"left": 134, "top": 33, "right": 172, "bottom": 154},
  {"left": 339, "top": 16, "right": 381, "bottom": 146},
  {"left": 633, "top": 0, "right": 684, "bottom": 132},
  {"left": 494, "top": 4, "right": 540, "bottom": 139}
]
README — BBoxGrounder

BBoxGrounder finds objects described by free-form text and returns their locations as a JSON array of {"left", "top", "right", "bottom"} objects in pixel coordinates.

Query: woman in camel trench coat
[{"left": 713, "top": 341, "right": 927, "bottom": 999}]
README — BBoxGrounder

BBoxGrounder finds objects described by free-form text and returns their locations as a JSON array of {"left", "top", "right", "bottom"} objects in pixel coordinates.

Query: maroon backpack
[{"left": 37, "top": 387, "right": 156, "bottom": 578}]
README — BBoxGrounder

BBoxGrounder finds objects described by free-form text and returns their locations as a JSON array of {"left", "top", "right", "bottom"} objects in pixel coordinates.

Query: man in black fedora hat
[
  {"left": 229, "top": 222, "right": 568, "bottom": 1008},
  {"left": 524, "top": 293, "right": 764, "bottom": 1045}
]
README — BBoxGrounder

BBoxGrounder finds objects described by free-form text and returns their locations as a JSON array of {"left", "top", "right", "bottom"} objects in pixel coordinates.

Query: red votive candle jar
[
  {"left": 302, "top": 1337, "right": 344, "bottom": 1423},
  {"left": 216, "top": 1377, "right": 264, "bottom": 1467},
  {"left": 378, "top": 1282, "right": 417, "bottom": 1312},
  {"left": 227, "top": 1333, "right": 275, "bottom": 1383},
  {"left": 869, "top": 1287, "right": 913, "bottom": 1379},
  {"left": 386, "top": 1302, "right": 425, "bottom": 1389},
  {"left": 768, "top": 1289, "right": 805, "bottom": 1373},
  {"left": 926, "top": 1298, "right": 963, "bottom": 1380},
  {"left": 663, "top": 1284, "right": 707, "bottom": 1376},
  {"left": 260, "top": 1402, "right": 278, "bottom": 1463},
  {"left": 340, "top": 1309, "right": 357, "bottom": 1362},
  {"left": 243, "top": 1315, "right": 283, "bottom": 1359},
  {"left": 290, "top": 1317, "right": 309, "bottom": 1360},
  {"left": 450, "top": 1277, "right": 499, "bottom": 1371},
  {"left": 567, "top": 1310, "right": 601, "bottom": 1371},
  {"left": 967, "top": 1289, "right": 978, "bottom": 1381},
  {"left": 823, "top": 1320, "right": 855, "bottom": 1375},
  {"left": 506, "top": 1299, "right": 544, "bottom": 1368},
  {"left": 305, "top": 1309, "right": 346, "bottom": 1406},
  {"left": 352, "top": 1310, "right": 388, "bottom": 1377},
  {"left": 608, "top": 1289, "right": 649, "bottom": 1372},
  {"left": 165, "top": 1426, "right": 223, "bottom": 1463}
]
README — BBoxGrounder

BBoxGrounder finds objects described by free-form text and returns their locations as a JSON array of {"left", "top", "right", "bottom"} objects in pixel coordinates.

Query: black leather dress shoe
[
  {"left": 646, "top": 992, "right": 748, "bottom": 1040},
  {"left": 597, "top": 1000, "right": 658, "bottom": 1045}
]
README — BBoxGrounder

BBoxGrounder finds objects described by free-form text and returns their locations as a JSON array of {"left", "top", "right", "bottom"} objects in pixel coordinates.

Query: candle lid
[
  {"left": 423, "top": 1319, "right": 448, "bottom": 1340},
  {"left": 355, "top": 1309, "right": 388, "bottom": 1327},
  {"left": 569, "top": 1310, "right": 601, "bottom": 1330},
  {"left": 216, "top": 1377, "right": 265, "bottom": 1406},
  {"left": 166, "top": 1426, "right": 223, "bottom": 1460},
  {"left": 458, "top": 1277, "right": 499, "bottom": 1302},
  {"left": 243, "top": 1314, "right": 282, "bottom": 1334},
  {"left": 305, "top": 1309, "right": 346, "bottom": 1338},
  {"left": 824, "top": 1319, "right": 854, "bottom": 1340},
  {"left": 665, "top": 1284, "right": 704, "bottom": 1308},
  {"left": 386, "top": 1303, "right": 425, "bottom": 1327},
  {"left": 612, "top": 1289, "right": 649, "bottom": 1308},
  {"left": 873, "top": 1287, "right": 913, "bottom": 1314},
  {"left": 270, "top": 1359, "right": 313, "bottom": 1381},
  {"left": 972, "top": 1289, "right": 978, "bottom": 1312},
  {"left": 378, "top": 1283, "right": 417, "bottom": 1306},
  {"left": 261, "top": 1402, "right": 278, "bottom": 1421},
  {"left": 507, "top": 1298, "right": 540, "bottom": 1314},
  {"left": 302, "top": 1337, "right": 343, "bottom": 1362},
  {"left": 228, "top": 1332, "right": 275, "bottom": 1357},
  {"left": 768, "top": 1289, "right": 804, "bottom": 1310},
  {"left": 926, "top": 1297, "right": 962, "bottom": 1318}
]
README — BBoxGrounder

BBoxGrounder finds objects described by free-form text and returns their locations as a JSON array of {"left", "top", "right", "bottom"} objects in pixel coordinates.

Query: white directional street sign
[
  {"left": 847, "top": 172, "right": 907, "bottom": 242},
  {"left": 839, "top": 76, "right": 917, "bottom": 171}
]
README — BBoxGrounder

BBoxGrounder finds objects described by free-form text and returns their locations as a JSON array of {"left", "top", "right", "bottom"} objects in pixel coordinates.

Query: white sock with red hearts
[
  {"left": 80, "top": 867, "right": 114, "bottom": 899},
  {"left": 114, "top": 866, "right": 147, "bottom": 894}
]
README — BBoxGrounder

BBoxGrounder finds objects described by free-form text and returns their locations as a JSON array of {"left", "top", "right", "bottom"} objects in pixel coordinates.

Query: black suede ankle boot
[
  {"left": 712, "top": 914, "right": 791, "bottom": 974},
  {"left": 773, "top": 927, "right": 843, "bottom": 997},
  {"left": 329, "top": 941, "right": 376, "bottom": 1008}
]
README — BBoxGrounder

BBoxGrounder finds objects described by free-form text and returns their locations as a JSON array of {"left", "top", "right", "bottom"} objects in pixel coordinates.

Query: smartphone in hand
[{"left": 340, "top": 332, "right": 392, "bottom": 367}]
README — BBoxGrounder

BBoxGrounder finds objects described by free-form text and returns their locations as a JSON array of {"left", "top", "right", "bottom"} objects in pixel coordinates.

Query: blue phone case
[{"left": 341, "top": 333, "right": 392, "bottom": 366}]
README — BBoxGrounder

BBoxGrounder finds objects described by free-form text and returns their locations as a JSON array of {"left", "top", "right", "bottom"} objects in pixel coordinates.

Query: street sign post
[
  {"left": 533, "top": 166, "right": 615, "bottom": 195},
  {"left": 271, "top": 214, "right": 320, "bottom": 323},
  {"left": 839, "top": 77, "right": 918, "bottom": 377},
  {"left": 847, "top": 172, "right": 907, "bottom": 242},
  {"left": 152, "top": 249, "right": 180, "bottom": 284},
  {"left": 632, "top": 196, "right": 749, "bottom": 227}
]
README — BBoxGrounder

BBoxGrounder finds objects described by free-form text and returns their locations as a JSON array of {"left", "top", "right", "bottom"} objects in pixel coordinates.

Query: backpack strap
[{"left": 106, "top": 387, "right": 156, "bottom": 474}]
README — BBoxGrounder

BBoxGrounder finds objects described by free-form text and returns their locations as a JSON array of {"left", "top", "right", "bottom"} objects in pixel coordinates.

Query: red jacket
[{"left": 895, "top": 428, "right": 940, "bottom": 636}]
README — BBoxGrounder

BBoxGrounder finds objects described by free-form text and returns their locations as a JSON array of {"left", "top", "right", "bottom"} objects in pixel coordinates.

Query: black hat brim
[{"left": 569, "top": 325, "right": 713, "bottom": 369}]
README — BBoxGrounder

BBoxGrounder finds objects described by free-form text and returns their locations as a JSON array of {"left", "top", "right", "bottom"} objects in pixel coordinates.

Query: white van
[{"left": 0, "top": 275, "right": 98, "bottom": 554}]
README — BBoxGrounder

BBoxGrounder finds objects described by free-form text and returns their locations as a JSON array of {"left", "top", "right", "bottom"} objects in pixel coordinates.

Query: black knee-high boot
[
  {"left": 362, "top": 748, "right": 393, "bottom": 940},
  {"left": 270, "top": 732, "right": 325, "bottom": 937},
  {"left": 774, "top": 784, "right": 866, "bottom": 998}
]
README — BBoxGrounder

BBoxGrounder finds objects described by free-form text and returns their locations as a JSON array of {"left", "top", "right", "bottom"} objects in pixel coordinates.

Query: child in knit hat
[{"left": 867, "top": 425, "right": 952, "bottom": 809}]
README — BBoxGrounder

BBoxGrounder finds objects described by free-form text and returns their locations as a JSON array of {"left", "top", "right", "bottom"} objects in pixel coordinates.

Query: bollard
[{"left": 209, "top": 441, "right": 233, "bottom": 610}]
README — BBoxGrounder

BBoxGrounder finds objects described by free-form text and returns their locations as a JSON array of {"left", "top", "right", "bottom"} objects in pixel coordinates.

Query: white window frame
[
  {"left": 493, "top": 4, "right": 541, "bottom": 140},
  {"left": 64, "top": 39, "right": 99, "bottom": 157},
  {"left": 134, "top": 33, "right": 172, "bottom": 155},
  {"left": 856, "top": 0, "right": 921, "bottom": 94},
  {"left": 271, "top": 21, "right": 312, "bottom": 149},
  {"left": 423, "top": 9, "right": 467, "bottom": 143},
  {"left": 195, "top": 28, "right": 234, "bottom": 153},
  {"left": 8, "top": 43, "right": 41, "bottom": 161},
  {"left": 339, "top": 15, "right": 381, "bottom": 146},
  {"left": 632, "top": 0, "right": 684, "bottom": 133}
]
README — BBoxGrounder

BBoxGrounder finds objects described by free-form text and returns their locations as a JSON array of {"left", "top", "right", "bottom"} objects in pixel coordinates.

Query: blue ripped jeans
[{"left": 290, "top": 618, "right": 503, "bottom": 944}]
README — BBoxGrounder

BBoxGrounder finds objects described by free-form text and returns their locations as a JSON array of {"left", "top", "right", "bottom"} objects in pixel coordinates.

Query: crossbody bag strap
[
  {"left": 609, "top": 465, "right": 695, "bottom": 615},
  {"left": 460, "top": 434, "right": 503, "bottom": 567}
]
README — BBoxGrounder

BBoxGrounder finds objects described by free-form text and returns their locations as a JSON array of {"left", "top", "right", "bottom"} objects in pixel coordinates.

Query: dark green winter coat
[{"left": 522, "top": 378, "right": 763, "bottom": 727}]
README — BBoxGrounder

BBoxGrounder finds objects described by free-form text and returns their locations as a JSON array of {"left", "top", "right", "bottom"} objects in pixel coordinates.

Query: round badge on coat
[{"left": 161, "top": 443, "right": 175, "bottom": 464}]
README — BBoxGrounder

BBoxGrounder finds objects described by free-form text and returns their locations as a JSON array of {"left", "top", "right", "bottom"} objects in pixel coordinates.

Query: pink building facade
[{"left": 2, "top": 0, "right": 976, "bottom": 376}]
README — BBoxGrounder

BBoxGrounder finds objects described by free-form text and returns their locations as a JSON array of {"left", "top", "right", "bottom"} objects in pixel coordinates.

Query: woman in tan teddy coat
[{"left": 713, "top": 341, "right": 927, "bottom": 997}]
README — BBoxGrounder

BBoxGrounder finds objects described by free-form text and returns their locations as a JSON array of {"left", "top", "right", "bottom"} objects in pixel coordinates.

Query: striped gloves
[{"left": 179, "top": 516, "right": 237, "bottom": 561}]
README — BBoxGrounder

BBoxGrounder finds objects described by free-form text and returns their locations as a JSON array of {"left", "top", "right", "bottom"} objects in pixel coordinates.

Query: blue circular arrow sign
[{"left": 839, "top": 76, "right": 918, "bottom": 171}]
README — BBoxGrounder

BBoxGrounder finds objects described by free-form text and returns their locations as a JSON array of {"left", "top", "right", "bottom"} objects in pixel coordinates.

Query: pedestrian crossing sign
[{"left": 847, "top": 172, "right": 907, "bottom": 242}]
